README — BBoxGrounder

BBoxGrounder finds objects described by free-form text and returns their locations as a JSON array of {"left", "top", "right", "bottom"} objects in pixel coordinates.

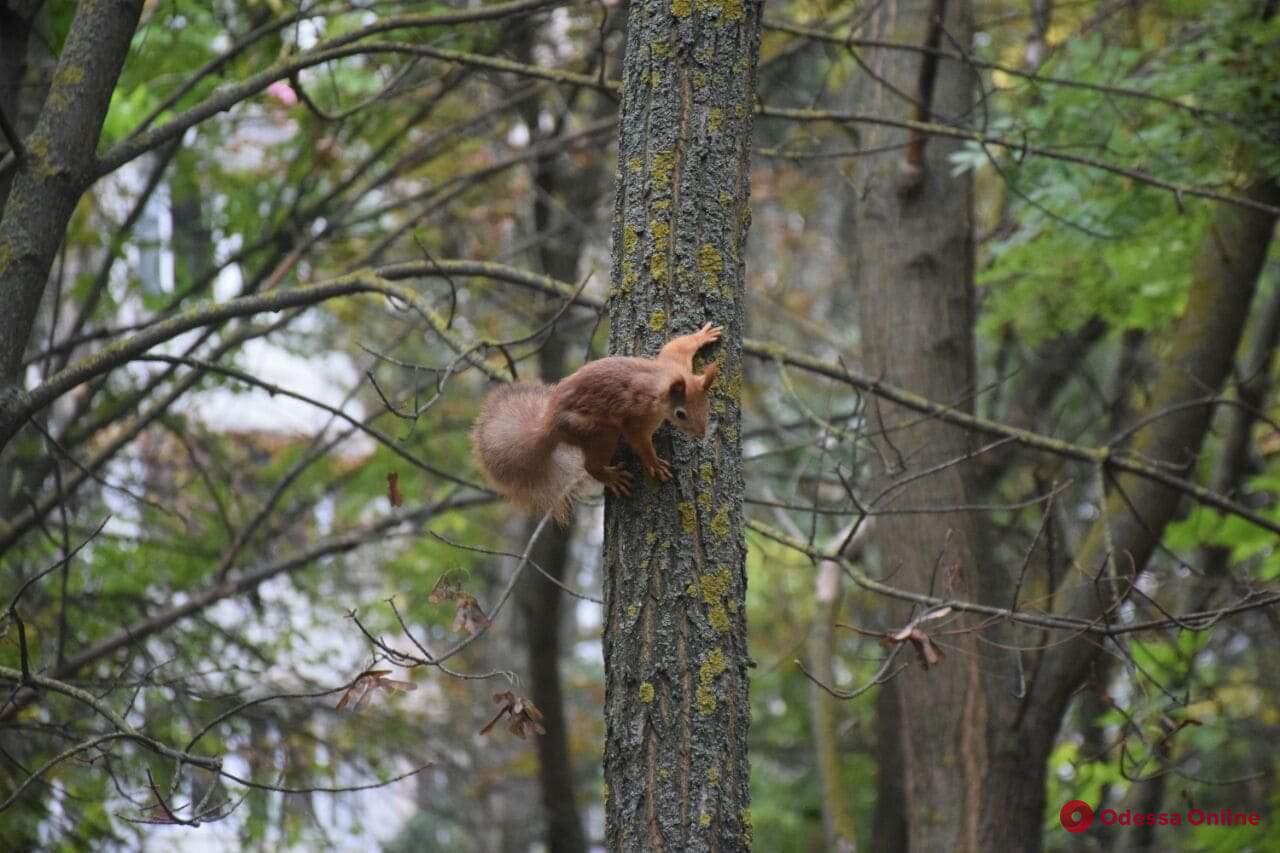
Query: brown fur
[
  {"left": 470, "top": 324, "right": 721, "bottom": 522},
  {"left": 470, "top": 383, "right": 582, "bottom": 523}
]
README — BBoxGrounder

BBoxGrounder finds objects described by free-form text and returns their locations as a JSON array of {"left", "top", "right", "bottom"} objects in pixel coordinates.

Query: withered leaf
[
  {"left": 480, "top": 691, "right": 545, "bottom": 738},
  {"left": 452, "top": 593, "right": 489, "bottom": 636},
  {"left": 428, "top": 573, "right": 463, "bottom": 604},
  {"left": 906, "top": 629, "right": 945, "bottom": 669},
  {"left": 337, "top": 669, "right": 417, "bottom": 712}
]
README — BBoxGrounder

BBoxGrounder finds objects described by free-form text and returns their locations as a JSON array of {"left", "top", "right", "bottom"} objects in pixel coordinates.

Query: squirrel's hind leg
[
  {"left": 554, "top": 408, "right": 602, "bottom": 445},
  {"left": 580, "top": 429, "right": 632, "bottom": 496}
]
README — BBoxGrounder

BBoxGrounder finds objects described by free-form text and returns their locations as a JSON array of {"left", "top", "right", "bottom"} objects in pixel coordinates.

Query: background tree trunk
[
  {"left": 807, "top": 560, "right": 858, "bottom": 852},
  {"left": 601, "top": 0, "right": 762, "bottom": 848},
  {"left": 0, "top": 1, "right": 50, "bottom": 208},
  {"left": 0, "top": 0, "right": 143, "bottom": 405},
  {"left": 870, "top": 681, "right": 908, "bottom": 853},
  {"left": 852, "top": 0, "right": 984, "bottom": 849},
  {"left": 980, "top": 178, "right": 1280, "bottom": 850},
  {"left": 511, "top": 48, "right": 603, "bottom": 849}
]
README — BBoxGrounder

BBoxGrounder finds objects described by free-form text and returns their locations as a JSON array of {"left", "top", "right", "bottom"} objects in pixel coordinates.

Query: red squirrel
[{"left": 470, "top": 323, "right": 722, "bottom": 522}]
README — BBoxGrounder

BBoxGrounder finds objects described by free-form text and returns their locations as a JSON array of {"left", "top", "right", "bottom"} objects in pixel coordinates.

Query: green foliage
[
  {"left": 973, "top": 10, "right": 1278, "bottom": 344},
  {"left": 1165, "top": 482, "right": 1280, "bottom": 581}
]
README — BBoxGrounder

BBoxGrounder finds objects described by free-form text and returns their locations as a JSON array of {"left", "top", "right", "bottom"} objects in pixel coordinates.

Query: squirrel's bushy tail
[{"left": 470, "top": 383, "right": 582, "bottom": 524}]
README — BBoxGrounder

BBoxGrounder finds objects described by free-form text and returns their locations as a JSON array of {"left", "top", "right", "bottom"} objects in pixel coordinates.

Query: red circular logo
[{"left": 1060, "top": 800, "right": 1094, "bottom": 833}]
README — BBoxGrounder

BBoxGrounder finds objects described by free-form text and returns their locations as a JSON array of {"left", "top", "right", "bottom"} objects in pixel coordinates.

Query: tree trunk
[
  {"left": 808, "top": 561, "right": 858, "bottom": 852},
  {"left": 1130, "top": 278, "right": 1280, "bottom": 849},
  {"left": 512, "top": 57, "right": 601, "bottom": 849},
  {"left": 852, "top": 0, "right": 985, "bottom": 850},
  {"left": 981, "top": 178, "right": 1280, "bottom": 851},
  {"left": 0, "top": 0, "right": 144, "bottom": 450},
  {"left": 870, "top": 681, "right": 908, "bottom": 853},
  {"left": 602, "top": 0, "right": 761, "bottom": 848},
  {"left": 0, "top": 1, "right": 49, "bottom": 209},
  {"left": 518, "top": 512, "right": 589, "bottom": 852}
]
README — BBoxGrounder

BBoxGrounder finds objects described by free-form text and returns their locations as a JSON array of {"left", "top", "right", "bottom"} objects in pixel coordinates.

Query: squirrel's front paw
[
  {"left": 600, "top": 465, "right": 633, "bottom": 497},
  {"left": 698, "top": 322, "right": 723, "bottom": 344},
  {"left": 647, "top": 457, "right": 673, "bottom": 482}
]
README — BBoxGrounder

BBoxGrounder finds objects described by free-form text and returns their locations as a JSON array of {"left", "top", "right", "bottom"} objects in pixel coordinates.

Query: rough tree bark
[
  {"left": 852, "top": 0, "right": 984, "bottom": 851},
  {"left": 601, "top": 0, "right": 761, "bottom": 848},
  {"left": 0, "top": 28, "right": 152, "bottom": 838}
]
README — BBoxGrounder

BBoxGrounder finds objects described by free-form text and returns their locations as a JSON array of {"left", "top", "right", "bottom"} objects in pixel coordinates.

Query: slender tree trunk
[
  {"left": 511, "top": 55, "right": 602, "bottom": 848},
  {"left": 980, "top": 180, "right": 1280, "bottom": 850},
  {"left": 1195, "top": 281, "right": 1280, "bottom": 590},
  {"left": 870, "top": 681, "right": 908, "bottom": 853},
  {"left": 852, "top": 0, "right": 985, "bottom": 850},
  {"left": 0, "top": 0, "right": 45, "bottom": 524},
  {"left": 808, "top": 561, "right": 858, "bottom": 852},
  {"left": 602, "top": 0, "right": 761, "bottom": 848},
  {"left": 1131, "top": 278, "right": 1280, "bottom": 851},
  {"left": 518, "top": 512, "right": 589, "bottom": 852}
]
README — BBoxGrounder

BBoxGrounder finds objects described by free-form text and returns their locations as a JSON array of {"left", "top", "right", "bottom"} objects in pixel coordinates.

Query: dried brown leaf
[
  {"left": 452, "top": 594, "right": 489, "bottom": 636},
  {"left": 480, "top": 691, "right": 545, "bottom": 738},
  {"left": 338, "top": 669, "right": 414, "bottom": 712},
  {"left": 428, "top": 573, "right": 462, "bottom": 604}
]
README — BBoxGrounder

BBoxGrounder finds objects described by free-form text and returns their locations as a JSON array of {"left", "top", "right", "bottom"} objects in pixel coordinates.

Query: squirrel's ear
[
  {"left": 668, "top": 376, "right": 687, "bottom": 402},
  {"left": 699, "top": 362, "right": 719, "bottom": 390}
]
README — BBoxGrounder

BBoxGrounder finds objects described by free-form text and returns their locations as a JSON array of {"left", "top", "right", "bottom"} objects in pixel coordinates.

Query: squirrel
[{"left": 470, "top": 322, "right": 722, "bottom": 522}]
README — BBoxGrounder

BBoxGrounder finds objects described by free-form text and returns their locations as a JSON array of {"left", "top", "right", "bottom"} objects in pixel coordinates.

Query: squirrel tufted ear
[
  {"left": 668, "top": 376, "right": 687, "bottom": 402},
  {"left": 699, "top": 362, "right": 719, "bottom": 390}
]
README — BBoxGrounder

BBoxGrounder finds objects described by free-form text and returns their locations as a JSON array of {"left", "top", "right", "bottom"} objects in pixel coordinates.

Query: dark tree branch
[
  {"left": 0, "top": 101, "right": 24, "bottom": 162},
  {"left": 0, "top": 0, "right": 145, "bottom": 390}
]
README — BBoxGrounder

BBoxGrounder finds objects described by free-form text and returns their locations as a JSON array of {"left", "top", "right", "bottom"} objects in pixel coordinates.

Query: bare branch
[
  {"left": 749, "top": 519, "right": 1280, "bottom": 638},
  {"left": 96, "top": 0, "right": 568, "bottom": 175},
  {"left": 759, "top": 105, "right": 1280, "bottom": 217}
]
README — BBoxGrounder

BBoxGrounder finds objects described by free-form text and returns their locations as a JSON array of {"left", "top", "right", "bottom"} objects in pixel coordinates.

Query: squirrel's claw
[
  {"left": 600, "top": 465, "right": 633, "bottom": 496},
  {"left": 648, "top": 458, "right": 673, "bottom": 482},
  {"left": 698, "top": 322, "right": 723, "bottom": 343}
]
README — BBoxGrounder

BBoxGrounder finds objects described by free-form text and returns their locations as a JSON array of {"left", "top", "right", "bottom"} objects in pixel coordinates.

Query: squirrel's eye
[{"left": 674, "top": 407, "right": 688, "bottom": 420}]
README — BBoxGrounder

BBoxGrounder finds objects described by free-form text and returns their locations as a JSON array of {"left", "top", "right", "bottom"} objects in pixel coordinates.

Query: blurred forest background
[{"left": 0, "top": 0, "right": 1278, "bottom": 850}]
